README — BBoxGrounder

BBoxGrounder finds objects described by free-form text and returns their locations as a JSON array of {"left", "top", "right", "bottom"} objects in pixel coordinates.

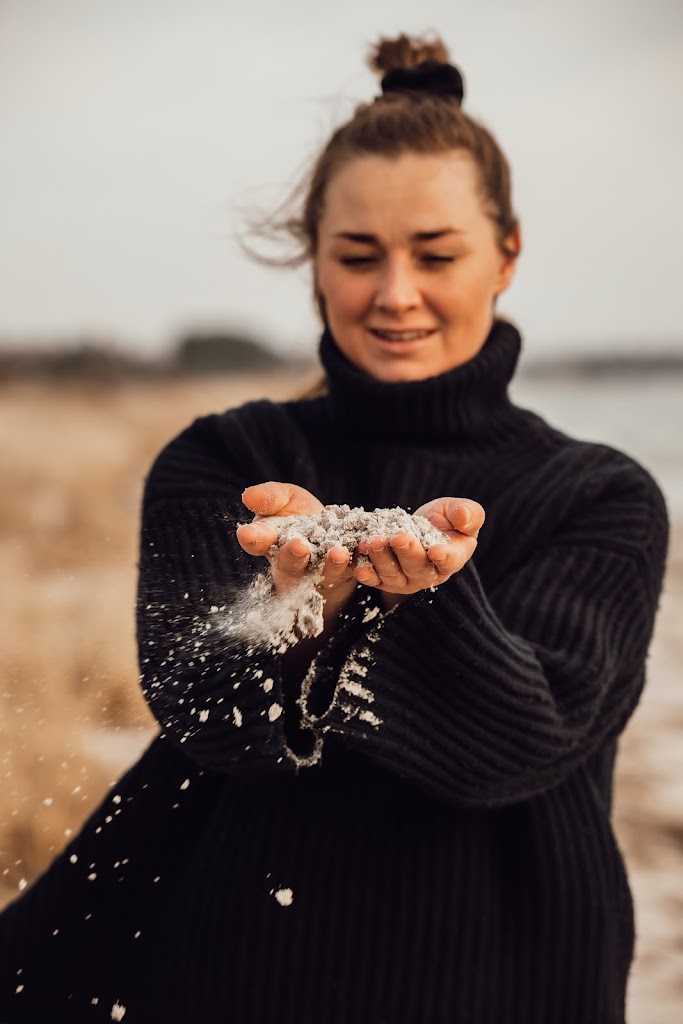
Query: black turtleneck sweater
[{"left": 0, "top": 321, "right": 668, "bottom": 1023}]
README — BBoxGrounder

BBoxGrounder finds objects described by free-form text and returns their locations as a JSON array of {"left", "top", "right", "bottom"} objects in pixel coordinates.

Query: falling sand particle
[{"left": 273, "top": 887, "right": 294, "bottom": 907}]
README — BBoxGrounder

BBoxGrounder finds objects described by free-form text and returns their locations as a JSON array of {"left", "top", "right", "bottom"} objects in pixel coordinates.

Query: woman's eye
[
  {"left": 339, "top": 256, "right": 377, "bottom": 267},
  {"left": 421, "top": 254, "right": 455, "bottom": 264}
]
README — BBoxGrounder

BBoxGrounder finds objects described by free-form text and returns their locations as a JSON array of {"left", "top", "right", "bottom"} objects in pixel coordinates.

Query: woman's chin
[{"left": 362, "top": 355, "right": 444, "bottom": 384}]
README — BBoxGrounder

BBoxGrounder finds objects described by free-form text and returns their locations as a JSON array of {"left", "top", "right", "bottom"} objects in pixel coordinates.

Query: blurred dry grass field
[
  {"left": 1, "top": 375, "right": 681, "bottom": 1020},
  {"left": 0, "top": 371, "right": 310, "bottom": 895}
]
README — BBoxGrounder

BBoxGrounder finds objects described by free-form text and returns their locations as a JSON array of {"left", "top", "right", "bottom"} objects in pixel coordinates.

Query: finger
[
  {"left": 242, "top": 481, "right": 323, "bottom": 518},
  {"left": 365, "top": 536, "right": 408, "bottom": 589},
  {"left": 319, "top": 546, "right": 351, "bottom": 589},
  {"left": 272, "top": 538, "right": 312, "bottom": 582},
  {"left": 426, "top": 520, "right": 480, "bottom": 576},
  {"left": 425, "top": 543, "right": 458, "bottom": 576},
  {"left": 388, "top": 531, "right": 435, "bottom": 581},
  {"left": 236, "top": 521, "right": 278, "bottom": 556},
  {"left": 354, "top": 561, "right": 381, "bottom": 587}
]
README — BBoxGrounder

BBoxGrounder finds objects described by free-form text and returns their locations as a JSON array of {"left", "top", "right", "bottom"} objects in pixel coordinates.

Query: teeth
[{"left": 373, "top": 329, "right": 432, "bottom": 341}]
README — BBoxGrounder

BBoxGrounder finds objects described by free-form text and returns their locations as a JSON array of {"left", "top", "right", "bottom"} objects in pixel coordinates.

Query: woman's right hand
[{"left": 236, "top": 482, "right": 356, "bottom": 604}]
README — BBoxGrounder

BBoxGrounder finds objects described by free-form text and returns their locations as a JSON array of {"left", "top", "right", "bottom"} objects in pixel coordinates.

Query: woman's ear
[{"left": 495, "top": 224, "right": 522, "bottom": 296}]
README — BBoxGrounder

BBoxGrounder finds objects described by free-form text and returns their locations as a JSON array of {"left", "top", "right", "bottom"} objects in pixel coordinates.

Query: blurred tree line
[
  {"left": 0, "top": 330, "right": 313, "bottom": 382},
  {"left": 1, "top": 330, "right": 681, "bottom": 382}
]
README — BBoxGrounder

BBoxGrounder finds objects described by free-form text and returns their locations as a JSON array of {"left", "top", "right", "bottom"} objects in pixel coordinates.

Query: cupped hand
[
  {"left": 354, "top": 497, "right": 485, "bottom": 600},
  {"left": 236, "top": 481, "right": 355, "bottom": 599}
]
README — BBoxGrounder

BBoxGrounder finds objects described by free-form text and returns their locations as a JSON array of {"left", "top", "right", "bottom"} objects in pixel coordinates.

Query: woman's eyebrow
[
  {"left": 332, "top": 232, "right": 378, "bottom": 243},
  {"left": 415, "top": 229, "right": 464, "bottom": 241},
  {"left": 332, "top": 229, "right": 464, "bottom": 242}
]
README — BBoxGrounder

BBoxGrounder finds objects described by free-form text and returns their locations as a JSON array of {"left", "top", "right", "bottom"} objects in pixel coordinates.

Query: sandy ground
[
  {"left": 0, "top": 374, "right": 681, "bottom": 1021},
  {"left": 612, "top": 536, "right": 683, "bottom": 1022}
]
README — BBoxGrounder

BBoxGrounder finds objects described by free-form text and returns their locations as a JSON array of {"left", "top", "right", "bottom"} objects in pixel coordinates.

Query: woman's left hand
[{"left": 354, "top": 497, "right": 485, "bottom": 606}]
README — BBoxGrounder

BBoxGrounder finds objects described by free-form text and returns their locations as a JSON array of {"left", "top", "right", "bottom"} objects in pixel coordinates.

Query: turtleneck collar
[{"left": 318, "top": 318, "right": 524, "bottom": 445}]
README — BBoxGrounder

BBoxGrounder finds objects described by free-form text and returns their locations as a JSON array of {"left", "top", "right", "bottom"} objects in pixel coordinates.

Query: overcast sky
[{"left": 1, "top": 0, "right": 682, "bottom": 358}]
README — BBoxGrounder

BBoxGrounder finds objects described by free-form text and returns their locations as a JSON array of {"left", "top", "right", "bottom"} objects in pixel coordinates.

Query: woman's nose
[{"left": 374, "top": 260, "right": 420, "bottom": 313}]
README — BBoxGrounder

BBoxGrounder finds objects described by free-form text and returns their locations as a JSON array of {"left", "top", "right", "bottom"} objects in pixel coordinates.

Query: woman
[{"left": 0, "top": 33, "right": 668, "bottom": 1024}]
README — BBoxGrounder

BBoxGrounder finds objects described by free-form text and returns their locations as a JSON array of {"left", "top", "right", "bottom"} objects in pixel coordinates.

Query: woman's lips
[
  {"left": 367, "top": 327, "right": 437, "bottom": 351},
  {"left": 369, "top": 328, "right": 436, "bottom": 341}
]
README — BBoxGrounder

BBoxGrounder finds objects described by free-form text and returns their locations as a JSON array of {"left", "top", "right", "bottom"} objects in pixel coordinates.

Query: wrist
[
  {"left": 321, "top": 577, "right": 357, "bottom": 624},
  {"left": 380, "top": 591, "right": 410, "bottom": 612}
]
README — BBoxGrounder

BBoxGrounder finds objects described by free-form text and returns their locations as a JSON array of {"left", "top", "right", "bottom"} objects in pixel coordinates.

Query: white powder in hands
[
  {"left": 225, "top": 504, "right": 447, "bottom": 651},
  {"left": 266, "top": 504, "right": 446, "bottom": 567}
]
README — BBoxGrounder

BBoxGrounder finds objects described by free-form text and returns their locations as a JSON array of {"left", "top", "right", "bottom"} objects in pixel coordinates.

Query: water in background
[{"left": 510, "top": 375, "right": 683, "bottom": 522}]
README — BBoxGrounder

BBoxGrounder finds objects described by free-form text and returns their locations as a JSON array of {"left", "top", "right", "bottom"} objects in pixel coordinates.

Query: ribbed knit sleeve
[
  {"left": 300, "top": 452, "right": 669, "bottom": 808},
  {"left": 136, "top": 407, "right": 325, "bottom": 776}
]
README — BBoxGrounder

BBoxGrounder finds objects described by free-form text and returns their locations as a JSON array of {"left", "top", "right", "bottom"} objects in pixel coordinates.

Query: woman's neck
[{"left": 318, "top": 318, "right": 525, "bottom": 446}]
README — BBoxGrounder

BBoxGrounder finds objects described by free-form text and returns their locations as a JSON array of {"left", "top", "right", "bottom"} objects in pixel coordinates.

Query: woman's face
[{"left": 315, "top": 151, "right": 520, "bottom": 382}]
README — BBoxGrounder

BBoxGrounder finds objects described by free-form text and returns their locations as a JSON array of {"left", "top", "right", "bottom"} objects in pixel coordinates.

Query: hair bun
[
  {"left": 381, "top": 60, "right": 464, "bottom": 103},
  {"left": 369, "top": 33, "right": 451, "bottom": 74}
]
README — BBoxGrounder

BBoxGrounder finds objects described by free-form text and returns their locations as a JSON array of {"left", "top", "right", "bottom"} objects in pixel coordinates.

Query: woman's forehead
[{"left": 320, "top": 151, "right": 484, "bottom": 237}]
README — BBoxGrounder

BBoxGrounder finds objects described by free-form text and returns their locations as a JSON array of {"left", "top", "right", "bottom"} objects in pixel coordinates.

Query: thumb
[
  {"left": 241, "top": 481, "right": 322, "bottom": 518},
  {"left": 418, "top": 497, "right": 485, "bottom": 538},
  {"left": 440, "top": 498, "right": 485, "bottom": 537}
]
